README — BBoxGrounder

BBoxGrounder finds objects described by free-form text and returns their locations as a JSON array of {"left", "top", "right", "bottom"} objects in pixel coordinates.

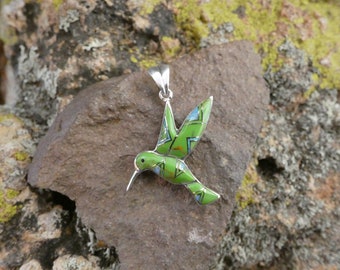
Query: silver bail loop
[{"left": 148, "top": 64, "right": 173, "bottom": 102}]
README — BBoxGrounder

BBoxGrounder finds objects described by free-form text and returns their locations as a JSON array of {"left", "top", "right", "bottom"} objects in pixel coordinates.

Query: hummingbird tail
[{"left": 185, "top": 181, "right": 220, "bottom": 205}]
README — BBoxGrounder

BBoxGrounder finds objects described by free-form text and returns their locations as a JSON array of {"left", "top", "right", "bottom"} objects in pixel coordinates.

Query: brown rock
[{"left": 28, "top": 41, "right": 269, "bottom": 269}]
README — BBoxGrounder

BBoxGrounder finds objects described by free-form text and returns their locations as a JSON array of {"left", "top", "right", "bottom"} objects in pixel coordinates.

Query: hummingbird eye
[{"left": 141, "top": 158, "right": 145, "bottom": 163}]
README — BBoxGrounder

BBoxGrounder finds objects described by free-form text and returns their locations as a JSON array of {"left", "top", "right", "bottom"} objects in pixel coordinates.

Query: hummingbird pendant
[{"left": 127, "top": 65, "right": 220, "bottom": 205}]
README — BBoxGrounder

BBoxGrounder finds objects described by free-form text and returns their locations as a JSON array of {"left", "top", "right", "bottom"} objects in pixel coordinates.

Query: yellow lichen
[
  {"left": 161, "top": 36, "right": 181, "bottom": 60},
  {"left": 174, "top": 0, "right": 210, "bottom": 45},
  {"left": 52, "top": 0, "right": 64, "bottom": 10},
  {"left": 0, "top": 189, "right": 20, "bottom": 223},
  {"left": 6, "top": 189, "right": 20, "bottom": 199},
  {"left": 130, "top": 55, "right": 138, "bottom": 64},
  {"left": 235, "top": 164, "right": 259, "bottom": 209},
  {"left": 172, "top": 0, "right": 340, "bottom": 90},
  {"left": 130, "top": 48, "right": 160, "bottom": 69},
  {"left": 140, "top": 0, "right": 164, "bottom": 16},
  {"left": 139, "top": 58, "right": 159, "bottom": 69},
  {"left": 0, "top": 113, "right": 18, "bottom": 123},
  {"left": 13, "top": 151, "right": 29, "bottom": 162}
]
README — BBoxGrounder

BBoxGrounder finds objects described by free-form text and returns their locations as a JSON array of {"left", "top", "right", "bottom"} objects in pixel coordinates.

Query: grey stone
[
  {"left": 19, "top": 260, "right": 43, "bottom": 270},
  {"left": 52, "top": 255, "right": 100, "bottom": 270},
  {"left": 28, "top": 41, "right": 269, "bottom": 269},
  {"left": 0, "top": 108, "right": 35, "bottom": 191},
  {"left": 217, "top": 42, "right": 340, "bottom": 269}
]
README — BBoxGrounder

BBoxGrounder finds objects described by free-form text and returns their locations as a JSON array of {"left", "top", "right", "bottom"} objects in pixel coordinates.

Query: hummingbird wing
[
  {"left": 167, "top": 96, "right": 213, "bottom": 159},
  {"left": 154, "top": 101, "right": 178, "bottom": 155}
]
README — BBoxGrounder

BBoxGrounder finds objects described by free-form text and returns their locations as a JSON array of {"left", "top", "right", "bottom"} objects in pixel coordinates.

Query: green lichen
[
  {"left": 0, "top": 189, "right": 20, "bottom": 223},
  {"left": 130, "top": 55, "right": 138, "bottom": 64},
  {"left": 0, "top": 114, "right": 14, "bottom": 123},
  {"left": 173, "top": 0, "right": 340, "bottom": 90},
  {"left": 0, "top": 113, "right": 22, "bottom": 124},
  {"left": 52, "top": 0, "right": 64, "bottom": 10},
  {"left": 35, "top": 0, "right": 63, "bottom": 10},
  {"left": 1, "top": 0, "right": 13, "bottom": 5},
  {"left": 130, "top": 49, "right": 159, "bottom": 69},
  {"left": 0, "top": 1, "right": 18, "bottom": 44},
  {"left": 235, "top": 165, "right": 258, "bottom": 209},
  {"left": 13, "top": 151, "right": 29, "bottom": 162},
  {"left": 289, "top": 0, "right": 340, "bottom": 89},
  {"left": 304, "top": 73, "right": 320, "bottom": 98},
  {"left": 174, "top": 0, "right": 210, "bottom": 45},
  {"left": 161, "top": 36, "right": 181, "bottom": 59},
  {"left": 6, "top": 189, "right": 19, "bottom": 199},
  {"left": 139, "top": 58, "right": 158, "bottom": 69},
  {"left": 140, "top": 0, "right": 164, "bottom": 16}
]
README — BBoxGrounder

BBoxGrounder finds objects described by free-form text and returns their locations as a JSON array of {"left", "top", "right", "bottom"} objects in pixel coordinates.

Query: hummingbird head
[
  {"left": 134, "top": 151, "right": 159, "bottom": 170},
  {"left": 127, "top": 151, "right": 159, "bottom": 191}
]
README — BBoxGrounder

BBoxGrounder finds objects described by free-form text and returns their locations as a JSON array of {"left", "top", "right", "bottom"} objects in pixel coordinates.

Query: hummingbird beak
[{"left": 126, "top": 170, "right": 141, "bottom": 191}]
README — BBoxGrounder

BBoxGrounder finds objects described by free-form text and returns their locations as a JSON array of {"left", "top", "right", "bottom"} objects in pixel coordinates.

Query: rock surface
[
  {"left": 217, "top": 42, "right": 340, "bottom": 269},
  {"left": 52, "top": 255, "right": 101, "bottom": 270},
  {"left": 0, "top": 108, "right": 117, "bottom": 269},
  {"left": 19, "top": 259, "right": 43, "bottom": 270},
  {"left": 0, "top": 110, "right": 34, "bottom": 191},
  {"left": 28, "top": 42, "right": 269, "bottom": 269}
]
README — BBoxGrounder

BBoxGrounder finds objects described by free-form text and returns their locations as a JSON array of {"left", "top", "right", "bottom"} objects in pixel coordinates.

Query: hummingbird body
[
  {"left": 127, "top": 64, "right": 220, "bottom": 205},
  {"left": 127, "top": 95, "right": 221, "bottom": 205},
  {"left": 135, "top": 151, "right": 195, "bottom": 185},
  {"left": 133, "top": 151, "right": 220, "bottom": 205}
]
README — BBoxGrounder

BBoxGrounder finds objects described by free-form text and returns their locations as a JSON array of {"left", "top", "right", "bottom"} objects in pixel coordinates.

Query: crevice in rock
[
  {"left": 257, "top": 156, "right": 284, "bottom": 178},
  {"left": 0, "top": 186, "right": 119, "bottom": 269},
  {"left": 35, "top": 188, "right": 76, "bottom": 212},
  {"left": 33, "top": 188, "right": 120, "bottom": 269},
  {"left": 23, "top": 2, "right": 40, "bottom": 35}
]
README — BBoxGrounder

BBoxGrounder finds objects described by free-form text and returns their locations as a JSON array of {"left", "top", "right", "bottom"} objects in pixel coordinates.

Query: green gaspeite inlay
[{"left": 127, "top": 66, "right": 220, "bottom": 205}]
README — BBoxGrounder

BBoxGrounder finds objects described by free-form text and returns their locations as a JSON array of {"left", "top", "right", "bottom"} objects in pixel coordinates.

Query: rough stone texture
[
  {"left": 1, "top": 0, "right": 339, "bottom": 269},
  {"left": 28, "top": 41, "right": 269, "bottom": 269},
  {"left": 19, "top": 260, "right": 43, "bottom": 270},
  {"left": 1, "top": 0, "right": 176, "bottom": 106},
  {"left": 52, "top": 255, "right": 101, "bottom": 270},
  {"left": 0, "top": 108, "right": 34, "bottom": 191},
  {"left": 216, "top": 41, "right": 340, "bottom": 269},
  {"left": 1, "top": 1, "right": 339, "bottom": 270},
  {"left": 0, "top": 108, "right": 117, "bottom": 270},
  {"left": 0, "top": 184, "right": 117, "bottom": 270}
]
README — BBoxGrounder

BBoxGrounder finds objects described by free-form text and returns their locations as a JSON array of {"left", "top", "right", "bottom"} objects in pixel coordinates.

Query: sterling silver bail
[{"left": 148, "top": 64, "right": 173, "bottom": 102}]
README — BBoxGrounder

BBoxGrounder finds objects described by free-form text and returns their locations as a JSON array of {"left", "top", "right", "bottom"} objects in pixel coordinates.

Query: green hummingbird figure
[{"left": 127, "top": 65, "right": 220, "bottom": 205}]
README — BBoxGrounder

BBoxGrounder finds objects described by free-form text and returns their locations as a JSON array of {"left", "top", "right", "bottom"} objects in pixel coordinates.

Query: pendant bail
[{"left": 148, "top": 64, "right": 173, "bottom": 102}]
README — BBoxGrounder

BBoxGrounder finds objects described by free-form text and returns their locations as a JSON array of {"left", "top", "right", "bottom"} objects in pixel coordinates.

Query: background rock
[
  {"left": 28, "top": 42, "right": 269, "bottom": 269},
  {"left": 0, "top": 109, "right": 34, "bottom": 191},
  {"left": 52, "top": 255, "right": 101, "bottom": 270},
  {"left": 217, "top": 41, "right": 340, "bottom": 269},
  {"left": 2, "top": 0, "right": 339, "bottom": 269},
  {"left": 19, "top": 260, "right": 43, "bottom": 270},
  {"left": 0, "top": 109, "right": 117, "bottom": 270}
]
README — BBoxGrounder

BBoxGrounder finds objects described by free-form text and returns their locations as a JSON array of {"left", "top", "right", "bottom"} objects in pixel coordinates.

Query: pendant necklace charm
[{"left": 127, "top": 65, "right": 220, "bottom": 205}]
